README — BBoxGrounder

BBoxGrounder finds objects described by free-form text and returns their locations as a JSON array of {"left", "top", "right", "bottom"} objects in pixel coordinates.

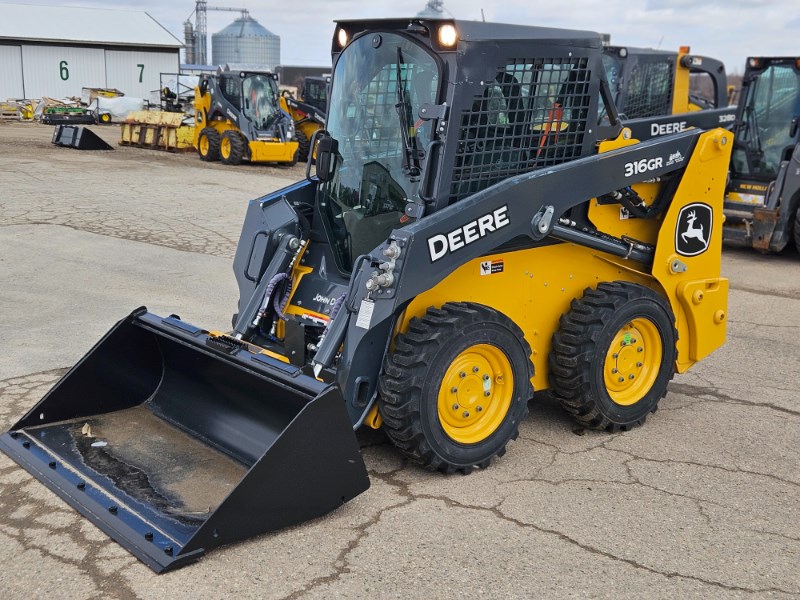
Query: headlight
[
  {"left": 337, "top": 28, "right": 349, "bottom": 49},
  {"left": 437, "top": 24, "right": 457, "bottom": 48}
]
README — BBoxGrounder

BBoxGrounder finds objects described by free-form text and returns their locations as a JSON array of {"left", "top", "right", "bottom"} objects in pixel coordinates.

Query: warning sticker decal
[{"left": 479, "top": 260, "right": 504, "bottom": 276}]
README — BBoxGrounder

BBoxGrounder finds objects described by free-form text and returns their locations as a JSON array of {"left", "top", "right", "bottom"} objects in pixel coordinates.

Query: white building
[{"left": 0, "top": 3, "right": 182, "bottom": 100}]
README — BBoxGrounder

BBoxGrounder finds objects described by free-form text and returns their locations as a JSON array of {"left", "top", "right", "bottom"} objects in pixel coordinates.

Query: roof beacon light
[{"left": 438, "top": 23, "right": 458, "bottom": 48}]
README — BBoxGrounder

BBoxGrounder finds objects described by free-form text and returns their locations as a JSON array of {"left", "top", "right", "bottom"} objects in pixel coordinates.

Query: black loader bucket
[
  {"left": 51, "top": 125, "right": 113, "bottom": 150},
  {"left": 0, "top": 308, "right": 369, "bottom": 573}
]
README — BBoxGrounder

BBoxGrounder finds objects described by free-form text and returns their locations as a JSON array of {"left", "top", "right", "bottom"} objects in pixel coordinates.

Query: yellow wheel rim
[
  {"left": 437, "top": 344, "right": 513, "bottom": 444},
  {"left": 603, "top": 318, "right": 662, "bottom": 406},
  {"left": 199, "top": 135, "right": 209, "bottom": 155},
  {"left": 220, "top": 137, "right": 231, "bottom": 159}
]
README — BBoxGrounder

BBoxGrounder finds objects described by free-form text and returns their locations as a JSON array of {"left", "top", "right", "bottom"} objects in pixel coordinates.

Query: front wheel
[
  {"left": 549, "top": 282, "right": 678, "bottom": 431},
  {"left": 220, "top": 131, "right": 246, "bottom": 165},
  {"left": 379, "top": 302, "right": 532, "bottom": 474}
]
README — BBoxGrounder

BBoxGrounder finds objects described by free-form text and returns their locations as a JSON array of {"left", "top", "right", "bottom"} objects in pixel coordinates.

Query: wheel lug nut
[
  {"left": 459, "top": 372, "right": 466, "bottom": 378},
  {"left": 476, "top": 406, "right": 483, "bottom": 412},
  {"left": 452, "top": 404, "right": 459, "bottom": 410},
  {"left": 463, "top": 411, "right": 470, "bottom": 418},
  {"left": 483, "top": 374, "right": 490, "bottom": 381},
  {"left": 629, "top": 374, "right": 635, "bottom": 380},
  {"left": 472, "top": 366, "right": 479, "bottom": 372},
  {"left": 631, "top": 338, "right": 637, "bottom": 343},
  {"left": 611, "top": 368, "right": 618, "bottom": 374},
  {"left": 618, "top": 376, "right": 624, "bottom": 382},
  {"left": 613, "top": 353, "right": 619, "bottom": 359},
  {"left": 484, "top": 390, "right": 491, "bottom": 396},
  {"left": 636, "top": 362, "right": 642, "bottom": 368},
  {"left": 451, "top": 387, "right": 458, "bottom": 393},
  {"left": 637, "top": 347, "right": 643, "bottom": 353}
]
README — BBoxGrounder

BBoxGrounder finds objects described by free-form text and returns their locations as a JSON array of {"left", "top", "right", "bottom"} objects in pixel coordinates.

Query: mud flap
[{"left": 0, "top": 308, "right": 369, "bottom": 573}]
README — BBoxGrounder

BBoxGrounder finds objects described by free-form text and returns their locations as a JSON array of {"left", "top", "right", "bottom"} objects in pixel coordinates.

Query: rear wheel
[
  {"left": 379, "top": 302, "right": 532, "bottom": 473},
  {"left": 549, "top": 282, "right": 677, "bottom": 431},
  {"left": 220, "top": 131, "right": 246, "bottom": 165},
  {"left": 296, "top": 128, "right": 310, "bottom": 162},
  {"left": 198, "top": 127, "right": 221, "bottom": 161},
  {"left": 98, "top": 113, "right": 111, "bottom": 124}
]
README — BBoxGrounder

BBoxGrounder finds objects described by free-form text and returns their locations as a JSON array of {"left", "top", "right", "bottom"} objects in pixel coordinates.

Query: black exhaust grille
[{"left": 450, "top": 57, "right": 592, "bottom": 203}]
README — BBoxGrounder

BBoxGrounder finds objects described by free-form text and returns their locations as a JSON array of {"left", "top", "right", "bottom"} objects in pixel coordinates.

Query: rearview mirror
[
  {"left": 790, "top": 116, "right": 799, "bottom": 139},
  {"left": 315, "top": 134, "right": 338, "bottom": 183}
]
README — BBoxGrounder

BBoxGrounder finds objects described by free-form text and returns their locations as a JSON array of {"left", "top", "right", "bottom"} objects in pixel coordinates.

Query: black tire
[
  {"left": 549, "top": 282, "right": 677, "bottom": 432},
  {"left": 378, "top": 302, "right": 533, "bottom": 474},
  {"left": 793, "top": 204, "right": 800, "bottom": 253},
  {"left": 198, "top": 127, "right": 221, "bottom": 161},
  {"left": 296, "top": 128, "right": 310, "bottom": 162},
  {"left": 220, "top": 130, "right": 246, "bottom": 165}
]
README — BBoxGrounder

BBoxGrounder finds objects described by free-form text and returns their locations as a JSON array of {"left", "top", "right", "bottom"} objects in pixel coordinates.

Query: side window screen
[
  {"left": 689, "top": 72, "right": 717, "bottom": 109},
  {"left": 622, "top": 60, "right": 674, "bottom": 119},
  {"left": 220, "top": 76, "right": 241, "bottom": 110},
  {"left": 450, "top": 57, "right": 592, "bottom": 203}
]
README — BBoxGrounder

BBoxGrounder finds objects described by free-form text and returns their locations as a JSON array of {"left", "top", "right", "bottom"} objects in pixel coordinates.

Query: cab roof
[{"left": 334, "top": 18, "right": 602, "bottom": 49}]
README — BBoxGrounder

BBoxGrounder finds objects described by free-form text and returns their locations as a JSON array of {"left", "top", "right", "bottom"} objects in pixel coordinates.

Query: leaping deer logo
[{"left": 681, "top": 210, "right": 707, "bottom": 246}]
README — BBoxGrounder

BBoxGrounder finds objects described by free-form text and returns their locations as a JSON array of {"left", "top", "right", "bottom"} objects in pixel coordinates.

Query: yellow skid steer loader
[
  {"left": 194, "top": 66, "right": 299, "bottom": 165},
  {"left": 1, "top": 18, "right": 732, "bottom": 572},
  {"left": 603, "top": 45, "right": 736, "bottom": 140}
]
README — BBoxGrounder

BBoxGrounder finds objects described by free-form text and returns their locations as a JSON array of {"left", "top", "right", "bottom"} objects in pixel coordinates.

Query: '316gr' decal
[{"left": 624, "top": 157, "right": 663, "bottom": 177}]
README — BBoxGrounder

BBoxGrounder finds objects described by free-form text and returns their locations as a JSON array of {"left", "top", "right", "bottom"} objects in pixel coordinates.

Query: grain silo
[{"left": 211, "top": 14, "right": 280, "bottom": 69}]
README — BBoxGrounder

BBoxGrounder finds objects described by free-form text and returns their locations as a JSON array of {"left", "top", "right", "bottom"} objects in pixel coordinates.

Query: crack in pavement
[
  {"left": 729, "top": 319, "right": 800, "bottom": 330},
  {"left": 0, "top": 465, "right": 141, "bottom": 600},
  {"left": 669, "top": 382, "right": 800, "bottom": 418},
  {"left": 379, "top": 471, "right": 794, "bottom": 595},
  {"left": 281, "top": 451, "right": 798, "bottom": 597},
  {"left": 1, "top": 217, "right": 236, "bottom": 259},
  {"left": 280, "top": 464, "right": 416, "bottom": 600},
  {"left": 729, "top": 284, "right": 800, "bottom": 300}
]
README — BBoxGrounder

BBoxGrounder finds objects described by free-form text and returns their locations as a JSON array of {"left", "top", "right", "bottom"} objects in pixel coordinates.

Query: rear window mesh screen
[
  {"left": 450, "top": 57, "right": 591, "bottom": 203},
  {"left": 622, "top": 60, "right": 674, "bottom": 119}
]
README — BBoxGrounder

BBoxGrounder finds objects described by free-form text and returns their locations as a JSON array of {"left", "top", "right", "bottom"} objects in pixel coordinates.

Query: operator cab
[
  {"left": 730, "top": 57, "right": 800, "bottom": 185},
  {"left": 215, "top": 68, "right": 283, "bottom": 132},
  {"left": 314, "top": 19, "right": 617, "bottom": 274}
]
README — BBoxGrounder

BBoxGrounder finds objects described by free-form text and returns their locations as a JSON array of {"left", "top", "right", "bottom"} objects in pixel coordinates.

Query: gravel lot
[{"left": 0, "top": 121, "right": 798, "bottom": 599}]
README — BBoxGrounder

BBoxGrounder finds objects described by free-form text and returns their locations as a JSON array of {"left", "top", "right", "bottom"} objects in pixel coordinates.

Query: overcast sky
[{"left": 6, "top": 0, "right": 799, "bottom": 72}]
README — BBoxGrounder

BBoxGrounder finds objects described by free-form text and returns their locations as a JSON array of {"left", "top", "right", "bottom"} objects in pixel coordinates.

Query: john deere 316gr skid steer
[{"left": 1, "top": 18, "right": 732, "bottom": 572}]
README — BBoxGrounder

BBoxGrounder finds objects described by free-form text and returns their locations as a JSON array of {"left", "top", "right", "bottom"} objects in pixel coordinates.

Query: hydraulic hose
[{"left": 253, "top": 272, "right": 290, "bottom": 326}]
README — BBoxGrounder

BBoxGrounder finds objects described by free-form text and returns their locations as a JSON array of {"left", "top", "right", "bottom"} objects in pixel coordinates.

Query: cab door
[{"left": 727, "top": 58, "right": 800, "bottom": 207}]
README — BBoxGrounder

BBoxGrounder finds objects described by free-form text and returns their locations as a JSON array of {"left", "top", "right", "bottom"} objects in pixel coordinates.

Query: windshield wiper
[{"left": 395, "top": 47, "right": 422, "bottom": 178}]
